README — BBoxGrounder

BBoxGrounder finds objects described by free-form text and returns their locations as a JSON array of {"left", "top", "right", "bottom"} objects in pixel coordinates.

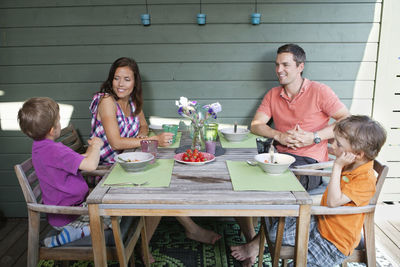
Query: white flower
[
  {"left": 176, "top": 97, "right": 222, "bottom": 123},
  {"left": 175, "top": 96, "right": 189, "bottom": 107},
  {"left": 209, "top": 102, "right": 222, "bottom": 113}
]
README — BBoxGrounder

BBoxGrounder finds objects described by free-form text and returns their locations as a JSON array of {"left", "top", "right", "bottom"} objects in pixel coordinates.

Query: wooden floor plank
[
  {"left": 0, "top": 219, "right": 28, "bottom": 267},
  {"left": 0, "top": 219, "right": 25, "bottom": 259},
  {"left": 375, "top": 220, "right": 400, "bottom": 248},
  {"left": 0, "top": 218, "right": 19, "bottom": 241},
  {"left": 376, "top": 224, "right": 400, "bottom": 264},
  {"left": 0, "top": 205, "right": 399, "bottom": 266}
]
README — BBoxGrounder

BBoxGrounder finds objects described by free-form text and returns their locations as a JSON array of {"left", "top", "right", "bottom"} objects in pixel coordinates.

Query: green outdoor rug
[
  {"left": 38, "top": 218, "right": 394, "bottom": 267},
  {"left": 38, "top": 218, "right": 270, "bottom": 267}
]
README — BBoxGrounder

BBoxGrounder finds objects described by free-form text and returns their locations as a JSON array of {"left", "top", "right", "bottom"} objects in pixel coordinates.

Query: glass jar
[{"left": 190, "top": 122, "right": 205, "bottom": 151}]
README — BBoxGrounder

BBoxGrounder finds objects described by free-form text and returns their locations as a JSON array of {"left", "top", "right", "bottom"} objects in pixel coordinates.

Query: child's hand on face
[
  {"left": 334, "top": 151, "right": 356, "bottom": 168},
  {"left": 87, "top": 137, "right": 104, "bottom": 149}
]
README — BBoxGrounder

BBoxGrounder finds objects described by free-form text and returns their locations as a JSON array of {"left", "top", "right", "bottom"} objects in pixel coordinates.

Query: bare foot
[
  {"left": 230, "top": 241, "right": 259, "bottom": 264},
  {"left": 185, "top": 227, "right": 221, "bottom": 244},
  {"left": 142, "top": 251, "right": 155, "bottom": 264},
  {"left": 242, "top": 257, "right": 256, "bottom": 267}
]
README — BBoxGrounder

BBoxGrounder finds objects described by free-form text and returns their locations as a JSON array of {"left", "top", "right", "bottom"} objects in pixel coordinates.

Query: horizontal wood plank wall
[
  {"left": 0, "top": 0, "right": 382, "bottom": 216},
  {"left": 373, "top": 0, "right": 400, "bottom": 201}
]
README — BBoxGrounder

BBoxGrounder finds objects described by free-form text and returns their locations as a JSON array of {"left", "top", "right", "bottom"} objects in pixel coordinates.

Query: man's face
[{"left": 275, "top": 52, "right": 304, "bottom": 86}]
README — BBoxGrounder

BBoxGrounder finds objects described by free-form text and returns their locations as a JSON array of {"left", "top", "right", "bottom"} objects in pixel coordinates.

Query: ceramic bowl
[
  {"left": 254, "top": 153, "right": 296, "bottom": 174},
  {"left": 115, "top": 152, "right": 154, "bottom": 172},
  {"left": 149, "top": 124, "right": 163, "bottom": 135},
  {"left": 219, "top": 128, "right": 250, "bottom": 142}
]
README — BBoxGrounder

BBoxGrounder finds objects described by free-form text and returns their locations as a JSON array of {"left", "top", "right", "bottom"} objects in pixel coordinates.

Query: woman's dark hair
[{"left": 99, "top": 57, "right": 143, "bottom": 116}]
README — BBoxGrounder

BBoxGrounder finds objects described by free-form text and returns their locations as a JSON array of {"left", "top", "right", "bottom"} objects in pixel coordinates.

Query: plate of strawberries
[{"left": 174, "top": 149, "right": 215, "bottom": 165}]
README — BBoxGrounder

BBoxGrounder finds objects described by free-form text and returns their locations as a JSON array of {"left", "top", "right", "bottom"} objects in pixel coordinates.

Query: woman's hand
[{"left": 157, "top": 132, "right": 174, "bottom": 147}]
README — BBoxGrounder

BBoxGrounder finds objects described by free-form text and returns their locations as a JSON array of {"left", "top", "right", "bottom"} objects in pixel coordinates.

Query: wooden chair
[
  {"left": 258, "top": 160, "right": 388, "bottom": 267},
  {"left": 14, "top": 158, "right": 150, "bottom": 267},
  {"left": 56, "top": 124, "right": 87, "bottom": 154}
]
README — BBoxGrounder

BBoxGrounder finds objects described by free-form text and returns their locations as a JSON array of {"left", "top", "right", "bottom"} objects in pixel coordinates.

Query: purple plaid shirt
[{"left": 90, "top": 93, "right": 140, "bottom": 164}]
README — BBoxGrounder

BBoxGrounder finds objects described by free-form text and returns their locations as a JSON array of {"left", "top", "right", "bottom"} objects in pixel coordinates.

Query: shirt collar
[
  {"left": 279, "top": 78, "right": 309, "bottom": 101},
  {"left": 342, "top": 160, "right": 374, "bottom": 178}
]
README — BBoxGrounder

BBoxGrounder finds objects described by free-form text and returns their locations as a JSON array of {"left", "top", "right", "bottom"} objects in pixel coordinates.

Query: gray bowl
[
  {"left": 254, "top": 153, "right": 296, "bottom": 174},
  {"left": 115, "top": 152, "right": 154, "bottom": 172},
  {"left": 149, "top": 124, "right": 163, "bottom": 135},
  {"left": 220, "top": 128, "right": 250, "bottom": 142}
]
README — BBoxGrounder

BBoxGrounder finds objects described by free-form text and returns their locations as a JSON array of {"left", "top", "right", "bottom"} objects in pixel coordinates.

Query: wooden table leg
[
  {"left": 89, "top": 204, "right": 107, "bottom": 266},
  {"left": 294, "top": 204, "right": 311, "bottom": 267}
]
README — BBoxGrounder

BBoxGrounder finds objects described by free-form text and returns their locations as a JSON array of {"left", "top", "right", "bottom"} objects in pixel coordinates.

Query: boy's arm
[
  {"left": 326, "top": 152, "right": 352, "bottom": 207},
  {"left": 79, "top": 137, "right": 103, "bottom": 171}
]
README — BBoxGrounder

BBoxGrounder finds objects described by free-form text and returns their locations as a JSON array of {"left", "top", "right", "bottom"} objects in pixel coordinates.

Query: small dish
[
  {"left": 220, "top": 128, "right": 250, "bottom": 142},
  {"left": 254, "top": 153, "right": 296, "bottom": 174},
  {"left": 149, "top": 124, "right": 163, "bottom": 135},
  {"left": 174, "top": 152, "right": 216, "bottom": 165},
  {"left": 116, "top": 152, "right": 154, "bottom": 172}
]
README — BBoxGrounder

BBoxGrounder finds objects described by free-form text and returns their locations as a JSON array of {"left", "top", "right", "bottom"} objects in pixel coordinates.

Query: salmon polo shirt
[{"left": 257, "top": 78, "right": 345, "bottom": 162}]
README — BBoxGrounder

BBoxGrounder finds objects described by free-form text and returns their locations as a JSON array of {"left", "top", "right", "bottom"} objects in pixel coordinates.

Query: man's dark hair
[{"left": 277, "top": 44, "right": 306, "bottom": 66}]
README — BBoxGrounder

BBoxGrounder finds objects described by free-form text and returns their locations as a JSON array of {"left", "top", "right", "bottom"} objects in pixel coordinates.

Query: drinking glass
[
  {"left": 140, "top": 140, "right": 158, "bottom": 163},
  {"left": 204, "top": 123, "right": 218, "bottom": 141},
  {"left": 162, "top": 124, "right": 179, "bottom": 144}
]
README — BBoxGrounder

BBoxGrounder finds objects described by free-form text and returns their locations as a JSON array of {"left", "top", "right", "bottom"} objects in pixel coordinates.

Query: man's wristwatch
[{"left": 313, "top": 132, "right": 321, "bottom": 144}]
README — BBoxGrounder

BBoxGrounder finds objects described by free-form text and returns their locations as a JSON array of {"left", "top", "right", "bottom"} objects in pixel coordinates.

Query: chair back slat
[
  {"left": 57, "top": 124, "right": 86, "bottom": 154},
  {"left": 32, "top": 183, "right": 42, "bottom": 202},
  {"left": 14, "top": 158, "right": 38, "bottom": 204},
  {"left": 371, "top": 160, "right": 389, "bottom": 204},
  {"left": 27, "top": 171, "right": 38, "bottom": 185}
]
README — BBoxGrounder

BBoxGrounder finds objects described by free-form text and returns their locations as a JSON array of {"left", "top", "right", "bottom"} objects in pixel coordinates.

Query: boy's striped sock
[{"left": 44, "top": 225, "right": 90, "bottom": 248}]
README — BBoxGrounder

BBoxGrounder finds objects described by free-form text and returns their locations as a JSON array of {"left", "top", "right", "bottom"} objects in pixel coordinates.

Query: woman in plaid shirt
[{"left": 90, "top": 57, "right": 222, "bottom": 263}]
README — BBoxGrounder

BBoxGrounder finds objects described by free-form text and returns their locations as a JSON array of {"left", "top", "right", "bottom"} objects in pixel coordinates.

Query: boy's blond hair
[
  {"left": 334, "top": 115, "right": 386, "bottom": 161},
  {"left": 17, "top": 97, "right": 59, "bottom": 140}
]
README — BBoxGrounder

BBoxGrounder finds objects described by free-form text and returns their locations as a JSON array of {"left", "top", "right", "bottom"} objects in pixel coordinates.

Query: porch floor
[{"left": 0, "top": 203, "right": 399, "bottom": 266}]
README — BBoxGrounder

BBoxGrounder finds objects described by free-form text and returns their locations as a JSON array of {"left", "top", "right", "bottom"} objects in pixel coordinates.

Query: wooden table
[{"left": 87, "top": 134, "right": 312, "bottom": 266}]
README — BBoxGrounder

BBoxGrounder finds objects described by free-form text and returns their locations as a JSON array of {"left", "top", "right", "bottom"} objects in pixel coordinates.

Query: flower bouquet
[{"left": 176, "top": 96, "right": 222, "bottom": 150}]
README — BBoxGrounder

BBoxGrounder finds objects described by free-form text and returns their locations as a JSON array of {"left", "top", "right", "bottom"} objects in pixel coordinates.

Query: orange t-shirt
[
  {"left": 256, "top": 79, "right": 345, "bottom": 162},
  {"left": 318, "top": 161, "right": 376, "bottom": 255}
]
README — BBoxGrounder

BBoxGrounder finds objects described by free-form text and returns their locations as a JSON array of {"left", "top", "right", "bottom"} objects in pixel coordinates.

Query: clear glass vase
[{"left": 191, "top": 123, "right": 205, "bottom": 151}]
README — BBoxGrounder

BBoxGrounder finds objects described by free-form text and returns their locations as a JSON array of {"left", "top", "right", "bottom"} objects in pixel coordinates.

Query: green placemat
[
  {"left": 102, "top": 159, "right": 174, "bottom": 187},
  {"left": 226, "top": 160, "right": 305, "bottom": 191},
  {"left": 218, "top": 132, "right": 260, "bottom": 148},
  {"left": 149, "top": 131, "right": 182, "bottom": 148}
]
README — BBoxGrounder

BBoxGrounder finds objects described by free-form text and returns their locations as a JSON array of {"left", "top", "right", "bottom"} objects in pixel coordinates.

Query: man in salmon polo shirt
[
  {"left": 252, "top": 43, "right": 350, "bottom": 191},
  {"left": 231, "top": 44, "right": 350, "bottom": 267}
]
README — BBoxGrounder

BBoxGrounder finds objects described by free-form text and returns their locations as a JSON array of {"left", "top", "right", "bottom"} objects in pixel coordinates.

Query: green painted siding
[{"left": 0, "top": 0, "right": 381, "bottom": 216}]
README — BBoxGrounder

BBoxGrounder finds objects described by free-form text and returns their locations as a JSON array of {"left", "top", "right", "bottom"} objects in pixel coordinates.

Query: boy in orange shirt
[{"left": 231, "top": 115, "right": 386, "bottom": 266}]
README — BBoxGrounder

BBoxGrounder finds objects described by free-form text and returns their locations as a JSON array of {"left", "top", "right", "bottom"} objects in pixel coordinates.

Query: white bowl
[
  {"left": 149, "top": 124, "right": 163, "bottom": 135},
  {"left": 254, "top": 153, "right": 296, "bottom": 174},
  {"left": 115, "top": 152, "right": 154, "bottom": 172},
  {"left": 220, "top": 128, "right": 250, "bottom": 142}
]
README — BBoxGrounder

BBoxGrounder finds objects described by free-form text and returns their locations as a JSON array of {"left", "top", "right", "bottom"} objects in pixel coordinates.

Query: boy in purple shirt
[{"left": 18, "top": 97, "right": 104, "bottom": 247}]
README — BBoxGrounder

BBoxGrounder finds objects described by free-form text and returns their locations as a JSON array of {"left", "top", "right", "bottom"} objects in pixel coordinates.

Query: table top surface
[{"left": 87, "top": 133, "right": 312, "bottom": 207}]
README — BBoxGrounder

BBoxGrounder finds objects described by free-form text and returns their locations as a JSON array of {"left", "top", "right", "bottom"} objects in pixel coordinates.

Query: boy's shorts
[
  {"left": 53, "top": 202, "right": 113, "bottom": 231},
  {"left": 267, "top": 216, "right": 347, "bottom": 266}
]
